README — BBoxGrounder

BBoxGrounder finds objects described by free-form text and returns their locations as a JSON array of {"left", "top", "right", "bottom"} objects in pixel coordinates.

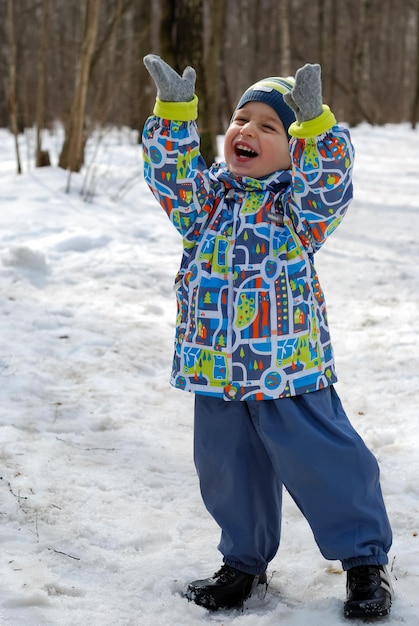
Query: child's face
[{"left": 224, "top": 101, "right": 291, "bottom": 178}]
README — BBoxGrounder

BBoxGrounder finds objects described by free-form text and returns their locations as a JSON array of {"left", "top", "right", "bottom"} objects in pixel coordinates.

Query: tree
[
  {"left": 36, "top": 0, "right": 51, "bottom": 167},
  {"left": 173, "top": 0, "right": 216, "bottom": 164},
  {"left": 202, "top": 0, "right": 224, "bottom": 160},
  {"left": 6, "top": 0, "right": 22, "bottom": 174},
  {"left": 157, "top": 0, "right": 222, "bottom": 164},
  {"left": 58, "top": 0, "right": 101, "bottom": 172},
  {"left": 411, "top": 0, "right": 419, "bottom": 128},
  {"left": 159, "top": 0, "right": 176, "bottom": 68},
  {"left": 130, "top": 0, "right": 154, "bottom": 134},
  {"left": 1, "top": 0, "right": 418, "bottom": 162},
  {"left": 279, "top": 0, "right": 291, "bottom": 76},
  {"left": 348, "top": 0, "right": 374, "bottom": 126}
]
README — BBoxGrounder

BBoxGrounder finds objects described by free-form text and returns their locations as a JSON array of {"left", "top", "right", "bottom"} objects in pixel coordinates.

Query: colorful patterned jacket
[{"left": 142, "top": 105, "right": 354, "bottom": 401}]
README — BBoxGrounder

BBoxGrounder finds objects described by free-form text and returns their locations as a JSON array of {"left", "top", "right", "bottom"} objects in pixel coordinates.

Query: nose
[{"left": 239, "top": 121, "right": 255, "bottom": 137}]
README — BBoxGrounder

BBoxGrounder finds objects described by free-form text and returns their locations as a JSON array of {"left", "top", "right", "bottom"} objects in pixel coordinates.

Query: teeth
[
  {"left": 236, "top": 143, "right": 257, "bottom": 157},
  {"left": 237, "top": 144, "right": 254, "bottom": 153}
]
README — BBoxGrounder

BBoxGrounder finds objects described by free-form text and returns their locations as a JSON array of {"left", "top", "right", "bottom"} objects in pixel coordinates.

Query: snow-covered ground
[{"left": 0, "top": 123, "right": 418, "bottom": 625}]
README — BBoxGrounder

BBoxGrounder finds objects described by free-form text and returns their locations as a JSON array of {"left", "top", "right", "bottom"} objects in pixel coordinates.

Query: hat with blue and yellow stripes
[{"left": 235, "top": 76, "right": 296, "bottom": 137}]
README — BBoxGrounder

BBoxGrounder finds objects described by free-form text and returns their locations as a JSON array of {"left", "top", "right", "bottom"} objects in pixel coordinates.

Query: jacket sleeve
[
  {"left": 284, "top": 113, "right": 355, "bottom": 253},
  {"left": 142, "top": 111, "right": 216, "bottom": 248}
]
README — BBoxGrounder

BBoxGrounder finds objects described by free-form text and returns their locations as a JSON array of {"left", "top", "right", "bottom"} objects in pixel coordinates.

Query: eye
[{"left": 262, "top": 123, "right": 277, "bottom": 132}]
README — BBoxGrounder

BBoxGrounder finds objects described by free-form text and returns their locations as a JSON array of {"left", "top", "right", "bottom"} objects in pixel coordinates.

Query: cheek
[
  {"left": 282, "top": 148, "right": 291, "bottom": 168},
  {"left": 274, "top": 142, "right": 291, "bottom": 169},
  {"left": 265, "top": 143, "right": 289, "bottom": 169},
  {"left": 223, "top": 132, "right": 234, "bottom": 161}
]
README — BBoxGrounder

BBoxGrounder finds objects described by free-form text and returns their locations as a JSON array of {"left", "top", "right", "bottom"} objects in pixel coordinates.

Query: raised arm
[
  {"left": 142, "top": 55, "right": 216, "bottom": 245},
  {"left": 284, "top": 64, "right": 354, "bottom": 252}
]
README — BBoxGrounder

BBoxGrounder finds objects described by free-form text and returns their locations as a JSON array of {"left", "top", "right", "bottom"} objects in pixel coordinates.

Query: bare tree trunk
[
  {"left": 58, "top": 0, "right": 101, "bottom": 172},
  {"left": 238, "top": 0, "right": 250, "bottom": 90},
  {"left": 279, "top": 0, "right": 291, "bottom": 76},
  {"left": 135, "top": 0, "right": 153, "bottom": 134},
  {"left": 87, "top": 0, "right": 132, "bottom": 127},
  {"left": 1, "top": 0, "right": 418, "bottom": 142},
  {"left": 170, "top": 0, "right": 217, "bottom": 165},
  {"left": 7, "top": 0, "right": 22, "bottom": 174},
  {"left": 159, "top": 0, "right": 176, "bottom": 67},
  {"left": 36, "top": 0, "right": 50, "bottom": 167},
  {"left": 90, "top": 0, "right": 136, "bottom": 75},
  {"left": 317, "top": 0, "right": 325, "bottom": 67},
  {"left": 348, "top": 0, "right": 374, "bottom": 125},
  {"left": 328, "top": 0, "right": 338, "bottom": 110},
  {"left": 204, "top": 0, "right": 224, "bottom": 153},
  {"left": 411, "top": 1, "right": 419, "bottom": 128}
]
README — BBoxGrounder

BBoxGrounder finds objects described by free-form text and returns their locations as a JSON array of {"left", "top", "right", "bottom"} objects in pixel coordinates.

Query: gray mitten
[
  {"left": 143, "top": 54, "right": 196, "bottom": 102},
  {"left": 284, "top": 63, "right": 323, "bottom": 124}
]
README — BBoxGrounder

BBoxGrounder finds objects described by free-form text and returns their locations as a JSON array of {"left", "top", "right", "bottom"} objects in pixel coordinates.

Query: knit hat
[{"left": 234, "top": 77, "right": 296, "bottom": 136}]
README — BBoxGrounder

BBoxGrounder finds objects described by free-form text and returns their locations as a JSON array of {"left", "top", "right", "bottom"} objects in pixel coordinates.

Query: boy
[{"left": 142, "top": 54, "right": 393, "bottom": 619}]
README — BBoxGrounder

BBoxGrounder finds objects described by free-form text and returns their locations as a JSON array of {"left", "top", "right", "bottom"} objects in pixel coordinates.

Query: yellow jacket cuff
[
  {"left": 153, "top": 95, "right": 198, "bottom": 121},
  {"left": 288, "top": 104, "right": 337, "bottom": 139}
]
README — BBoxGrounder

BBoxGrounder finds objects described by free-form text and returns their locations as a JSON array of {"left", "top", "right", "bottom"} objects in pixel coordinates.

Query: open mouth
[{"left": 234, "top": 143, "right": 258, "bottom": 159}]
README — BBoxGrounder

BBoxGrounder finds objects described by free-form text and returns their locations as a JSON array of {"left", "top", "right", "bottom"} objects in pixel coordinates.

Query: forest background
[{"left": 1, "top": 0, "right": 419, "bottom": 170}]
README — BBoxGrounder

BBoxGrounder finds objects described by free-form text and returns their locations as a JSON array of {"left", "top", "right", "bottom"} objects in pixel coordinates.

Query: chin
[{"left": 228, "top": 163, "right": 257, "bottom": 178}]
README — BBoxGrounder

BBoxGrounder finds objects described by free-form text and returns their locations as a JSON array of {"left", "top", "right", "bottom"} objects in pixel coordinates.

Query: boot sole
[
  {"left": 183, "top": 572, "right": 266, "bottom": 611},
  {"left": 344, "top": 602, "right": 391, "bottom": 619}
]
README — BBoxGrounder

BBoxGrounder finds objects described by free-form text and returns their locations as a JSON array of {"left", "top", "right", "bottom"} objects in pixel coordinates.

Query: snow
[{"left": 0, "top": 123, "right": 418, "bottom": 625}]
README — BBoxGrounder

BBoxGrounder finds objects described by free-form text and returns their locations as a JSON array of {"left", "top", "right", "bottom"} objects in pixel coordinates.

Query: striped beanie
[{"left": 234, "top": 76, "right": 296, "bottom": 137}]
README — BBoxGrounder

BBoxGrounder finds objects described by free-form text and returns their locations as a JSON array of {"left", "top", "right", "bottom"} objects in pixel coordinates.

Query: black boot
[
  {"left": 344, "top": 565, "right": 393, "bottom": 619},
  {"left": 182, "top": 564, "right": 267, "bottom": 610}
]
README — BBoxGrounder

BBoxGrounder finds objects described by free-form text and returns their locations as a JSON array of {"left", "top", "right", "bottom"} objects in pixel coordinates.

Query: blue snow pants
[{"left": 193, "top": 386, "right": 392, "bottom": 575}]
